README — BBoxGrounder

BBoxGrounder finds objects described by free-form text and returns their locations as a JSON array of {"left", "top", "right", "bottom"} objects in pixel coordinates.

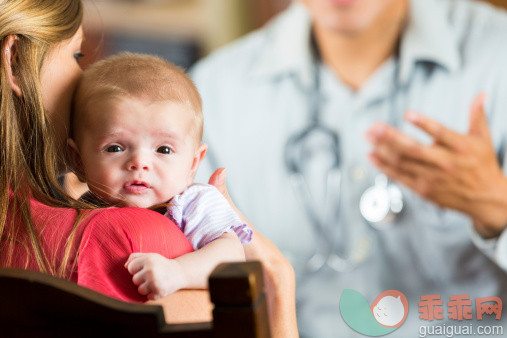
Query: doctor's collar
[
  {"left": 248, "top": 2, "right": 315, "bottom": 88},
  {"left": 248, "top": 0, "right": 461, "bottom": 89},
  {"left": 398, "top": 0, "right": 461, "bottom": 84}
]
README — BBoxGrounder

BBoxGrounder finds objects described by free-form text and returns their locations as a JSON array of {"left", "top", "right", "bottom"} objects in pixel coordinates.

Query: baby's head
[{"left": 69, "top": 53, "right": 207, "bottom": 208}]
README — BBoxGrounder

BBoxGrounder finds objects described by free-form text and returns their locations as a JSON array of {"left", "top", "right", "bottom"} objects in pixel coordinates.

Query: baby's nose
[{"left": 127, "top": 154, "right": 150, "bottom": 171}]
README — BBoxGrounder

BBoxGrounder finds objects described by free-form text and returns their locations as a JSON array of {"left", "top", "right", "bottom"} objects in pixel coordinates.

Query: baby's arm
[{"left": 125, "top": 231, "right": 244, "bottom": 300}]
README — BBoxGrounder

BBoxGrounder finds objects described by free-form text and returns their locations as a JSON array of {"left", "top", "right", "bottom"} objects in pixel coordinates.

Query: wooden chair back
[{"left": 0, "top": 261, "right": 270, "bottom": 337}]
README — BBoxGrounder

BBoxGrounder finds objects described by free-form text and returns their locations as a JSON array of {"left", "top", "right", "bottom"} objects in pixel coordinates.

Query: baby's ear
[
  {"left": 188, "top": 143, "right": 208, "bottom": 183},
  {"left": 67, "top": 138, "right": 86, "bottom": 183}
]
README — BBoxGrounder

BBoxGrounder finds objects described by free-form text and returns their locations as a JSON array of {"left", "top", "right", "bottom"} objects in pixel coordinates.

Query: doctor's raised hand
[{"left": 366, "top": 94, "right": 507, "bottom": 239}]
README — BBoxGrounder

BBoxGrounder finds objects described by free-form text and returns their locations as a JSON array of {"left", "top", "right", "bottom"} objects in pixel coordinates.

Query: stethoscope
[{"left": 284, "top": 58, "right": 404, "bottom": 273}]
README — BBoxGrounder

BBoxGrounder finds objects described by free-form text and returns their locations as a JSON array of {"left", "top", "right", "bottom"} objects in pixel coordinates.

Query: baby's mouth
[{"left": 123, "top": 180, "right": 151, "bottom": 194}]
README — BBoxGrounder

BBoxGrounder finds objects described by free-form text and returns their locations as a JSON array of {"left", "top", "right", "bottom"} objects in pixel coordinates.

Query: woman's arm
[
  {"left": 243, "top": 228, "right": 298, "bottom": 337},
  {"left": 147, "top": 289, "right": 213, "bottom": 323},
  {"left": 208, "top": 168, "right": 299, "bottom": 337}
]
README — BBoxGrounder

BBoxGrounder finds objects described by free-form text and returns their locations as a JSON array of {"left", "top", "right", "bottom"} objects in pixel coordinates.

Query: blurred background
[
  {"left": 80, "top": 0, "right": 507, "bottom": 70},
  {"left": 80, "top": 0, "right": 290, "bottom": 69}
]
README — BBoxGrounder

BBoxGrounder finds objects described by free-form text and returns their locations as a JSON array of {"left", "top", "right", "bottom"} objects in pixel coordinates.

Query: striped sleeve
[{"left": 165, "top": 183, "right": 253, "bottom": 249}]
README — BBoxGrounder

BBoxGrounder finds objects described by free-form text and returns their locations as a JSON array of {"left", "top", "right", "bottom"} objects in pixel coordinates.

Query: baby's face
[{"left": 74, "top": 97, "right": 200, "bottom": 208}]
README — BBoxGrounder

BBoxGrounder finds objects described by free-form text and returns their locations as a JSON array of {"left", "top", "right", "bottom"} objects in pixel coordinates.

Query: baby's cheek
[
  {"left": 158, "top": 177, "right": 186, "bottom": 202},
  {"left": 101, "top": 171, "right": 122, "bottom": 191},
  {"left": 156, "top": 182, "right": 180, "bottom": 202},
  {"left": 88, "top": 168, "right": 117, "bottom": 192}
]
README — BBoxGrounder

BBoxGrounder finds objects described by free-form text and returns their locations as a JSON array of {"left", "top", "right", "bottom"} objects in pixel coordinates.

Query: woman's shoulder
[
  {"left": 84, "top": 207, "right": 179, "bottom": 236},
  {"left": 76, "top": 207, "right": 192, "bottom": 302},
  {"left": 31, "top": 198, "right": 170, "bottom": 232},
  {"left": 83, "top": 207, "right": 193, "bottom": 255},
  {"left": 87, "top": 206, "right": 168, "bottom": 226},
  {"left": 30, "top": 198, "right": 192, "bottom": 256}
]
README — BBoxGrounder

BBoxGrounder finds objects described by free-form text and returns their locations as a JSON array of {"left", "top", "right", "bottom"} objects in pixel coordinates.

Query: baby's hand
[{"left": 125, "top": 253, "right": 187, "bottom": 300}]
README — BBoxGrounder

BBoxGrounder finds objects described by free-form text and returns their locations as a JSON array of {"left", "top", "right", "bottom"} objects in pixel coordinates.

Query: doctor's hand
[{"left": 366, "top": 94, "right": 507, "bottom": 239}]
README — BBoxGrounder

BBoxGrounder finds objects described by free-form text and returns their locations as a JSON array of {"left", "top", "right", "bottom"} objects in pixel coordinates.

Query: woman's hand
[
  {"left": 366, "top": 94, "right": 507, "bottom": 238},
  {"left": 209, "top": 168, "right": 298, "bottom": 337}
]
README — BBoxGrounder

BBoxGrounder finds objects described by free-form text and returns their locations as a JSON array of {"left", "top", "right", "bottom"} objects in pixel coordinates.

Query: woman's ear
[
  {"left": 188, "top": 143, "right": 208, "bottom": 183},
  {"left": 2, "top": 35, "right": 22, "bottom": 97},
  {"left": 67, "top": 138, "right": 87, "bottom": 183}
]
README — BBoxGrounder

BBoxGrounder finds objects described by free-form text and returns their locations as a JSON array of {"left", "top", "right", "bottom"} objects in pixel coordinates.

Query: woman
[{"left": 0, "top": 0, "right": 296, "bottom": 335}]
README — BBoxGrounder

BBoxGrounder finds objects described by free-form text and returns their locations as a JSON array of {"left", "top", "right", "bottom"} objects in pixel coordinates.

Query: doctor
[{"left": 192, "top": 0, "right": 507, "bottom": 336}]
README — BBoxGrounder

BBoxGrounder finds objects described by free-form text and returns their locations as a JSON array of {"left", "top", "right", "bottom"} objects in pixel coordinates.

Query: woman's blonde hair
[{"left": 0, "top": 0, "right": 84, "bottom": 278}]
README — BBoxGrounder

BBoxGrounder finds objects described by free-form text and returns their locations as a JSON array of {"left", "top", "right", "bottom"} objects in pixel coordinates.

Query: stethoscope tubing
[{"left": 284, "top": 58, "right": 406, "bottom": 273}]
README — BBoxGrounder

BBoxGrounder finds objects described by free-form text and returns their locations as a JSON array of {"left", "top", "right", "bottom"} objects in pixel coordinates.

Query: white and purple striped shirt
[{"left": 165, "top": 183, "right": 252, "bottom": 249}]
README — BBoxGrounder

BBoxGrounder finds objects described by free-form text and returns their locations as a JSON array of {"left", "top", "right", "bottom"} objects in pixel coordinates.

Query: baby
[{"left": 68, "top": 53, "right": 252, "bottom": 300}]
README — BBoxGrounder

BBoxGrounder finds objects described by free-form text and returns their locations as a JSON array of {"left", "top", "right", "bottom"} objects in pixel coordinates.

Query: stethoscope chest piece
[{"left": 359, "top": 174, "right": 403, "bottom": 230}]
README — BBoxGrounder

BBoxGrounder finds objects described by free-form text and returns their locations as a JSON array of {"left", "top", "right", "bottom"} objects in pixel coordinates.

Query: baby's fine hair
[{"left": 72, "top": 52, "right": 203, "bottom": 142}]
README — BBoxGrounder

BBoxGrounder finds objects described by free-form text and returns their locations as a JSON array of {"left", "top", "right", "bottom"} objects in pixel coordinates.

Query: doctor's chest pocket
[
  {"left": 399, "top": 188, "right": 472, "bottom": 235},
  {"left": 400, "top": 192, "right": 487, "bottom": 280}
]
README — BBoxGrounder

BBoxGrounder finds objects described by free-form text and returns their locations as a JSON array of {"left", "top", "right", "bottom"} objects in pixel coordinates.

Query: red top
[{"left": 2, "top": 197, "right": 193, "bottom": 302}]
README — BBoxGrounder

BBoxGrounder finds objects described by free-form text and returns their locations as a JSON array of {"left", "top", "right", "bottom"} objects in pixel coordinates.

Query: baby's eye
[
  {"left": 106, "top": 145, "right": 123, "bottom": 153},
  {"left": 157, "top": 146, "right": 172, "bottom": 154}
]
